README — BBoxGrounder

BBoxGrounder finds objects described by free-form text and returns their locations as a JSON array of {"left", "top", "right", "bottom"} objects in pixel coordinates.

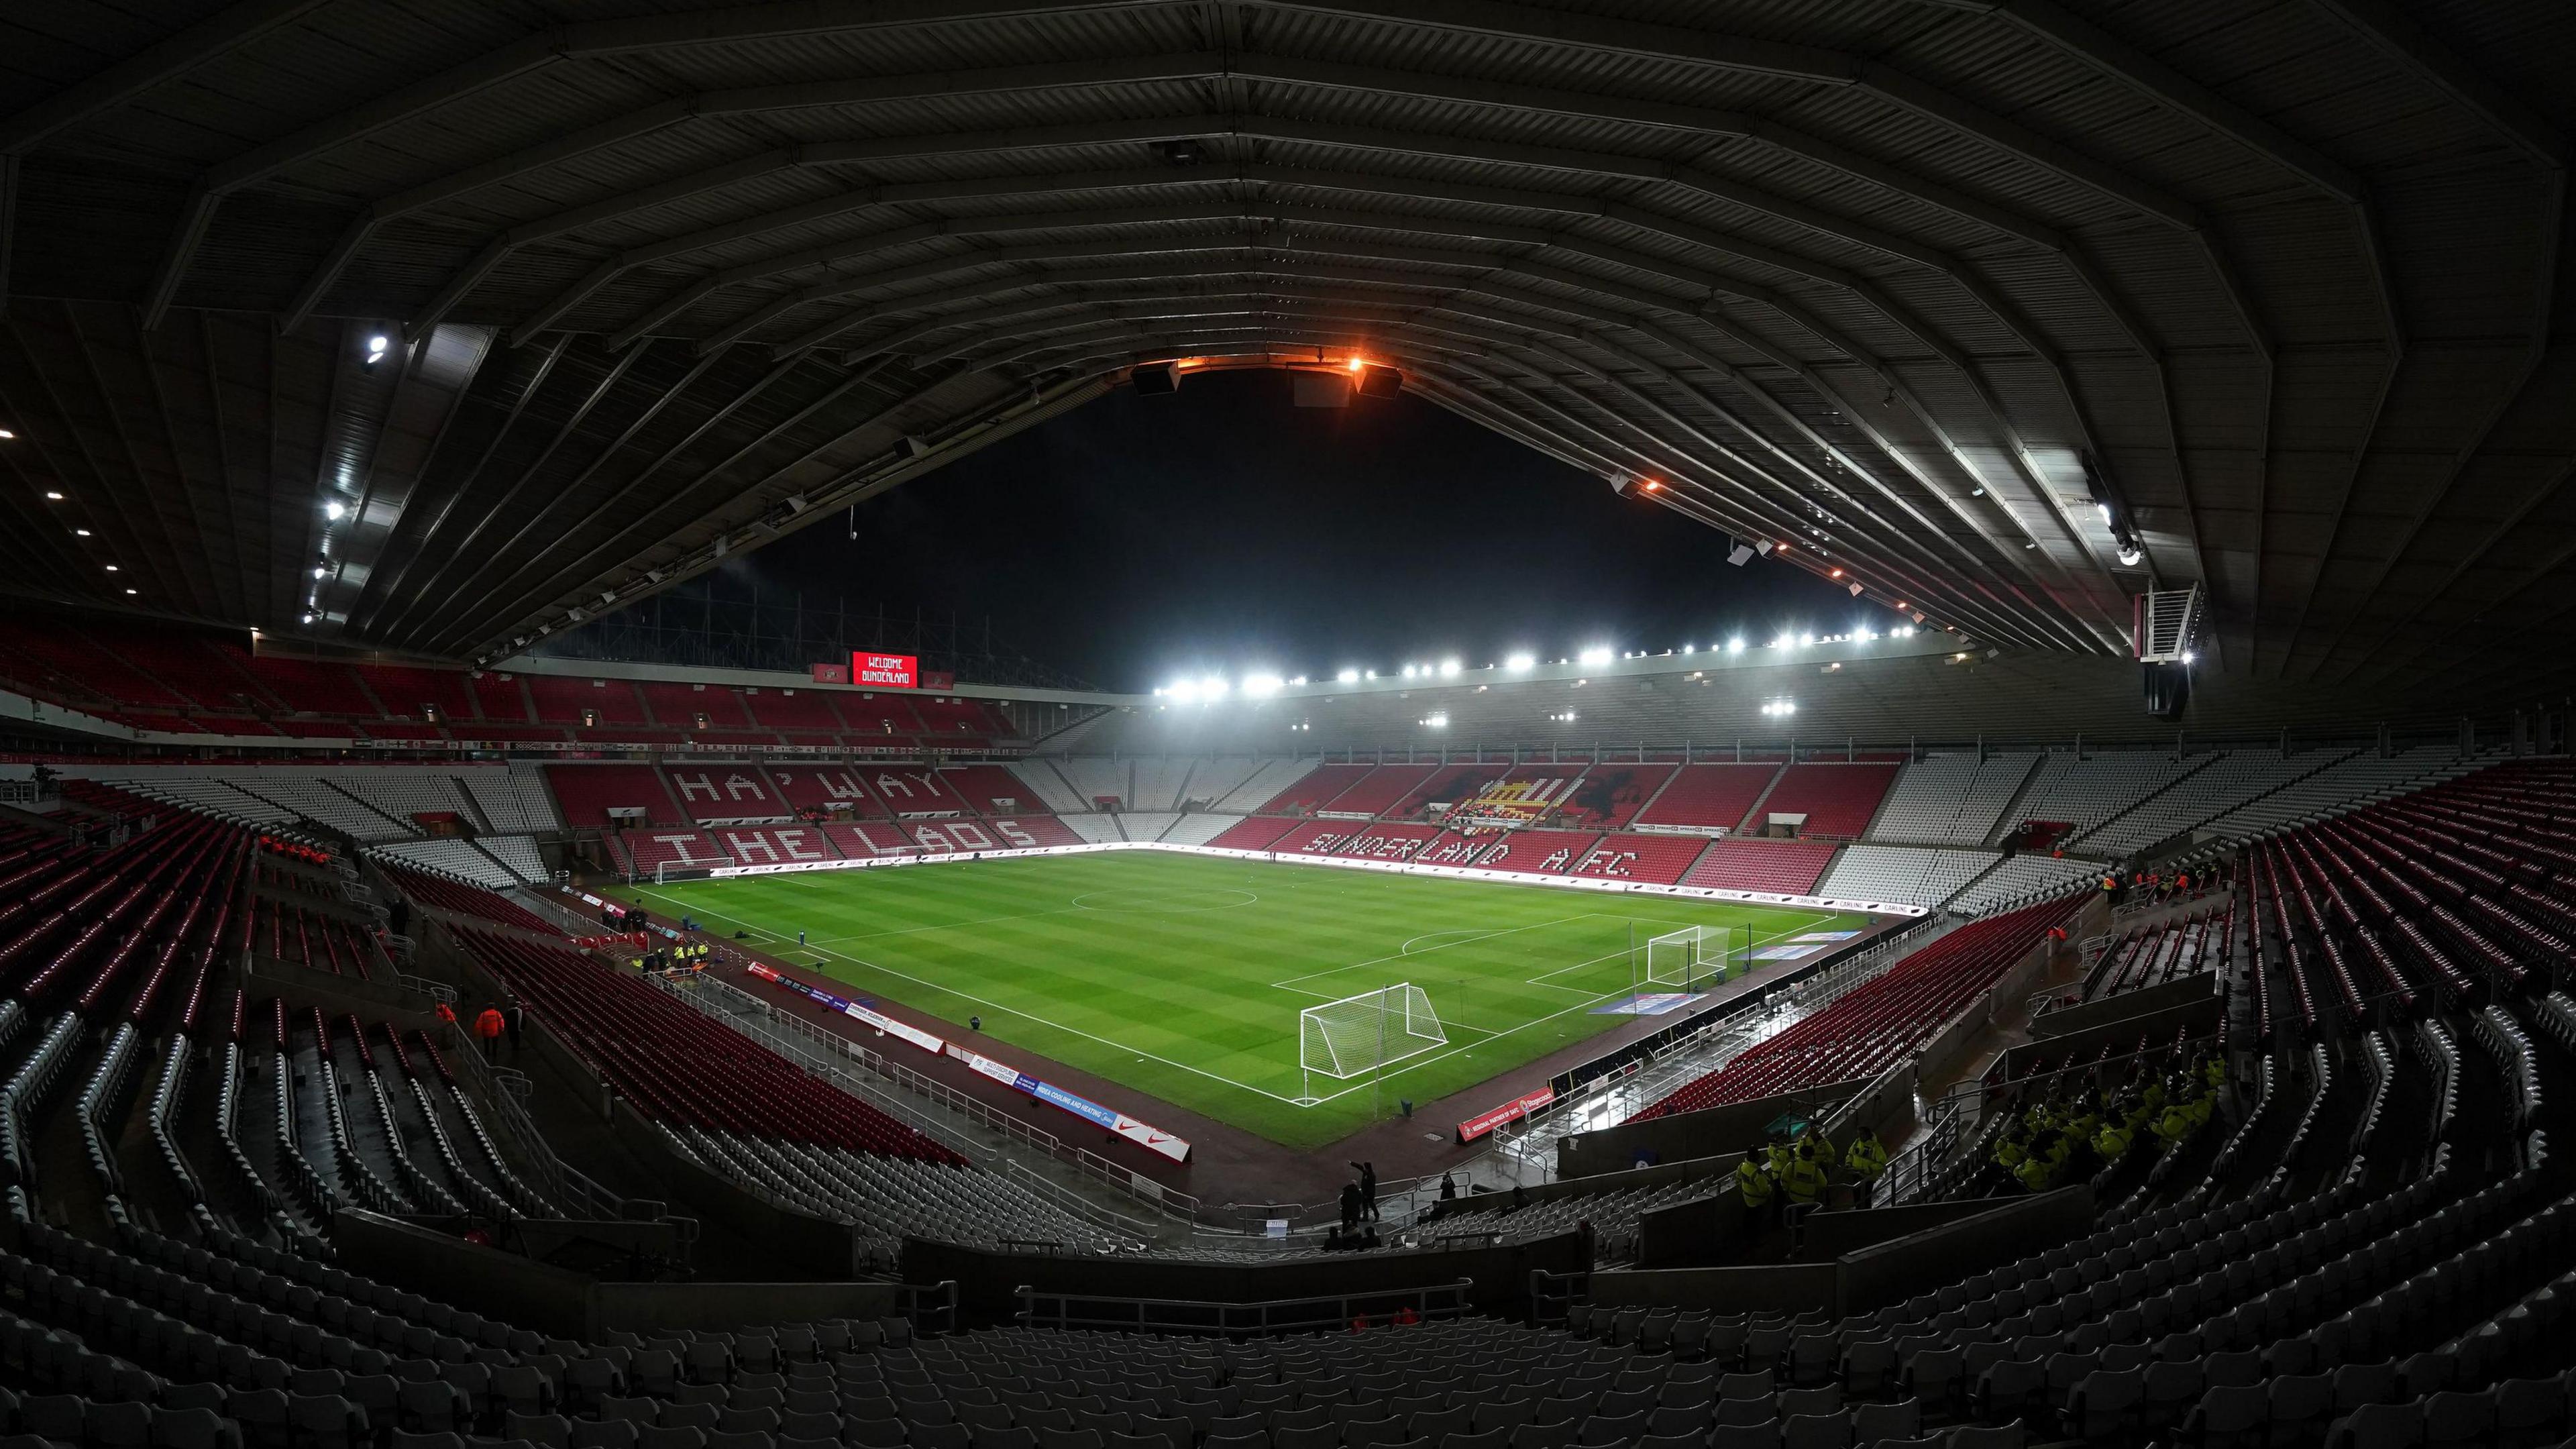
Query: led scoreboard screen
[{"left": 852, "top": 651, "right": 919, "bottom": 688}]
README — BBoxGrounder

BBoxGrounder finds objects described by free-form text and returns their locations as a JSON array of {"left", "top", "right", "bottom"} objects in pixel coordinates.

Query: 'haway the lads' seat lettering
[
  {"left": 908, "top": 820, "right": 1040, "bottom": 852},
  {"left": 716, "top": 827, "right": 831, "bottom": 863},
  {"left": 668, "top": 768, "right": 786, "bottom": 824},
  {"left": 873, "top": 769, "right": 961, "bottom": 817}
]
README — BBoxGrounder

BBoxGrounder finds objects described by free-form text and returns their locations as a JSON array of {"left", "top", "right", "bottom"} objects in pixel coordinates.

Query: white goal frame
[
  {"left": 1642, "top": 924, "right": 1735, "bottom": 992},
  {"left": 1299, "top": 983, "right": 1447, "bottom": 1099}
]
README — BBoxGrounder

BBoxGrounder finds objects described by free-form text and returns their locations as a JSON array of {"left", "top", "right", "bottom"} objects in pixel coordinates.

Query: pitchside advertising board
[
  {"left": 743, "top": 961, "right": 1191, "bottom": 1164},
  {"left": 808, "top": 653, "right": 961, "bottom": 691}
]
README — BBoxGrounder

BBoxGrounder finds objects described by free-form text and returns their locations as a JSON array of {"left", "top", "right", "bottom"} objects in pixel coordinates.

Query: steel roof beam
[
  {"left": 982, "top": 301, "right": 2080, "bottom": 650},
  {"left": 800, "top": 242, "right": 2116, "bottom": 639},
  {"left": 417, "top": 359, "right": 932, "bottom": 657}
]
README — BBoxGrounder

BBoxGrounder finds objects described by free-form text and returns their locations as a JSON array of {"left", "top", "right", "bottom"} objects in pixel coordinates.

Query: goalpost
[
  {"left": 1639, "top": 924, "right": 1737, "bottom": 995},
  {"left": 1299, "top": 983, "right": 1448, "bottom": 1102}
]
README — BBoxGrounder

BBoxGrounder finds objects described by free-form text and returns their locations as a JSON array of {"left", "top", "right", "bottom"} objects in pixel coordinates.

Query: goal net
[
  {"left": 1644, "top": 924, "right": 1735, "bottom": 991},
  {"left": 1299, "top": 983, "right": 1448, "bottom": 1084}
]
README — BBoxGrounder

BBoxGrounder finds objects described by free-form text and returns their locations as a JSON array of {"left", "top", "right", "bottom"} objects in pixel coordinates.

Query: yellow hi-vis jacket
[
  {"left": 1736, "top": 1158, "right": 1776, "bottom": 1208},
  {"left": 1845, "top": 1134, "right": 1888, "bottom": 1181},
  {"left": 1783, "top": 1153, "right": 1828, "bottom": 1204}
]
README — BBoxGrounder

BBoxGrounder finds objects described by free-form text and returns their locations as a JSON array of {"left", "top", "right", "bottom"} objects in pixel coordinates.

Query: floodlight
[
  {"left": 1505, "top": 653, "right": 1536, "bottom": 671},
  {"left": 1727, "top": 638, "right": 1746, "bottom": 653},
  {"left": 1242, "top": 674, "right": 1283, "bottom": 698},
  {"left": 1578, "top": 647, "right": 1613, "bottom": 666},
  {"left": 1167, "top": 680, "right": 1199, "bottom": 703},
  {"left": 44, "top": 490, "right": 63, "bottom": 500},
  {"left": 368, "top": 335, "right": 390, "bottom": 353},
  {"left": 1201, "top": 676, "right": 1228, "bottom": 700},
  {"left": 324, "top": 500, "right": 345, "bottom": 521},
  {"left": 1800, "top": 633, "right": 1816, "bottom": 646},
  {"left": 1438, "top": 659, "right": 1461, "bottom": 677},
  {"left": 1337, "top": 669, "right": 1359, "bottom": 683}
]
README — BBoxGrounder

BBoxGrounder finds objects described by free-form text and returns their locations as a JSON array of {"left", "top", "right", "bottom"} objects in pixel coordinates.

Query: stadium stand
[
  {"left": 1951, "top": 854, "right": 2108, "bottom": 915},
  {"left": 544, "top": 765, "right": 685, "bottom": 827},
  {"left": 1331, "top": 763, "right": 1445, "bottom": 817},
  {"left": 1004, "top": 759, "right": 1095, "bottom": 815},
  {"left": 1216, "top": 758, "right": 1326, "bottom": 812},
  {"left": 1127, "top": 758, "right": 1194, "bottom": 812},
  {"left": 939, "top": 765, "right": 1046, "bottom": 816},
  {"left": 1256, "top": 762, "right": 1368, "bottom": 813},
  {"left": 2007, "top": 751, "right": 2208, "bottom": 847},
  {"left": 739, "top": 685, "right": 842, "bottom": 735},
  {"left": 1561, "top": 763, "right": 1676, "bottom": 829},
  {"left": 456, "top": 767, "right": 561, "bottom": 834},
  {"left": 1171, "top": 757, "right": 1264, "bottom": 810},
  {"left": 705, "top": 826, "right": 841, "bottom": 867},
  {"left": 2073, "top": 749, "right": 2349, "bottom": 857},
  {"left": 373, "top": 838, "right": 522, "bottom": 891},
  {"left": 2198, "top": 744, "right": 2496, "bottom": 839},
  {"left": 1063, "top": 815, "right": 1125, "bottom": 844},
  {"left": 1327, "top": 822, "right": 1446, "bottom": 861},
  {"left": 1468, "top": 828, "right": 1602, "bottom": 877},
  {"left": 1053, "top": 758, "right": 1131, "bottom": 809},
  {"left": 608, "top": 830, "right": 737, "bottom": 877},
  {"left": 638, "top": 680, "right": 752, "bottom": 731},
  {"left": 766, "top": 763, "right": 893, "bottom": 818},
  {"left": 1635, "top": 893, "right": 2084, "bottom": 1119},
  {"left": 1752, "top": 763, "right": 1902, "bottom": 840},
  {"left": 1683, "top": 837, "right": 1841, "bottom": 896},
  {"left": 2081, "top": 907, "right": 2226, "bottom": 1003},
  {"left": 1115, "top": 811, "right": 1183, "bottom": 843},
  {"left": 662, "top": 765, "right": 792, "bottom": 825},
  {"left": 1868, "top": 753, "right": 2043, "bottom": 846},
  {"left": 1819, "top": 845, "right": 2007, "bottom": 910},
  {"left": 1160, "top": 813, "right": 1245, "bottom": 847},
  {"left": 1635, "top": 762, "right": 1782, "bottom": 833},
  {"left": 1568, "top": 832, "right": 1712, "bottom": 885},
  {"left": 855, "top": 765, "right": 973, "bottom": 816},
  {"left": 1205, "top": 816, "right": 1299, "bottom": 850}
]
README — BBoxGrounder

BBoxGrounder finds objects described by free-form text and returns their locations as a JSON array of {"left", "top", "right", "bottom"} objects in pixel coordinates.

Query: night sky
[{"left": 735, "top": 367, "right": 1864, "bottom": 690}]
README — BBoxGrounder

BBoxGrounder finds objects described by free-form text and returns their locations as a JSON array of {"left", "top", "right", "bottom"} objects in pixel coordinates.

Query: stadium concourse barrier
[
  {"left": 690, "top": 838, "right": 1932, "bottom": 918},
  {"left": 331, "top": 1210, "right": 906, "bottom": 1338},
  {"left": 1991, "top": 996, "right": 2224, "bottom": 1081},
  {"left": 2026, "top": 970, "right": 2220, "bottom": 1039},
  {"left": 902, "top": 1225, "right": 1593, "bottom": 1326},
  {"left": 1589, "top": 1185, "right": 2097, "bottom": 1314},
  {"left": 1557, "top": 1074, "right": 1884, "bottom": 1180}
]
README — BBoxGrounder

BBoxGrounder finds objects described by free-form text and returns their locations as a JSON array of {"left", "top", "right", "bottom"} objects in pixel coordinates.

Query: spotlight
[
  {"left": 45, "top": 491, "right": 64, "bottom": 501},
  {"left": 1727, "top": 638, "right": 1746, "bottom": 653},
  {"left": 1337, "top": 669, "right": 1360, "bottom": 684},
  {"left": 1438, "top": 659, "right": 1462, "bottom": 677},
  {"left": 1504, "top": 653, "right": 1536, "bottom": 672},
  {"left": 1578, "top": 647, "right": 1613, "bottom": 667},
  {"left": 325, "top": 500, "right": 345, "bottom": 521}
]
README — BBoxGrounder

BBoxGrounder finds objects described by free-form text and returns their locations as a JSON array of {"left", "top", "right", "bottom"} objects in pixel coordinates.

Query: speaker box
[
  {"left": 1354, "top": 364, "right": 1404, "bottom": 398},
  {"left": 1130, "top": 362, "right": 1178, "bottom": 394}
]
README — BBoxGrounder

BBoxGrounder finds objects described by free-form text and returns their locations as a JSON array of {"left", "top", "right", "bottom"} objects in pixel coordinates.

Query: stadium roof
[{"left": 1, "top": 1, "right": 2569, "bottom": 696}]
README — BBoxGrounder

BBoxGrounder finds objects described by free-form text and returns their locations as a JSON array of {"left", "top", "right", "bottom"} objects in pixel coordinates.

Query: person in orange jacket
[{"left": 472, "top": 1005, "right": 505, "bottom": 1060}]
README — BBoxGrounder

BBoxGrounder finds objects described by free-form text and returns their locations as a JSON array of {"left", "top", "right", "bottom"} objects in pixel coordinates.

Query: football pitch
[{"left": 614, "top": 851, "right": 1872, "bottom": 1150}]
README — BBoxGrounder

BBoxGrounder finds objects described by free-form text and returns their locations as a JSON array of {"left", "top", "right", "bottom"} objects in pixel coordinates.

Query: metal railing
[
  {"left": 894, "top": 1280, "right": 959, "bottom": 1334},
  {"left": 443, "top": 1032, "right": 663, "bottom": 1227},
  {"left": 1016, "top": 1278, "right": 1476, "bottom": 1336}
]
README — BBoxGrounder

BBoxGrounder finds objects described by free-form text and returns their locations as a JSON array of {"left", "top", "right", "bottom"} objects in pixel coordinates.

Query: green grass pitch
[{"left": 616, "top": 850, "right": 1871, "bottom": 1150}]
